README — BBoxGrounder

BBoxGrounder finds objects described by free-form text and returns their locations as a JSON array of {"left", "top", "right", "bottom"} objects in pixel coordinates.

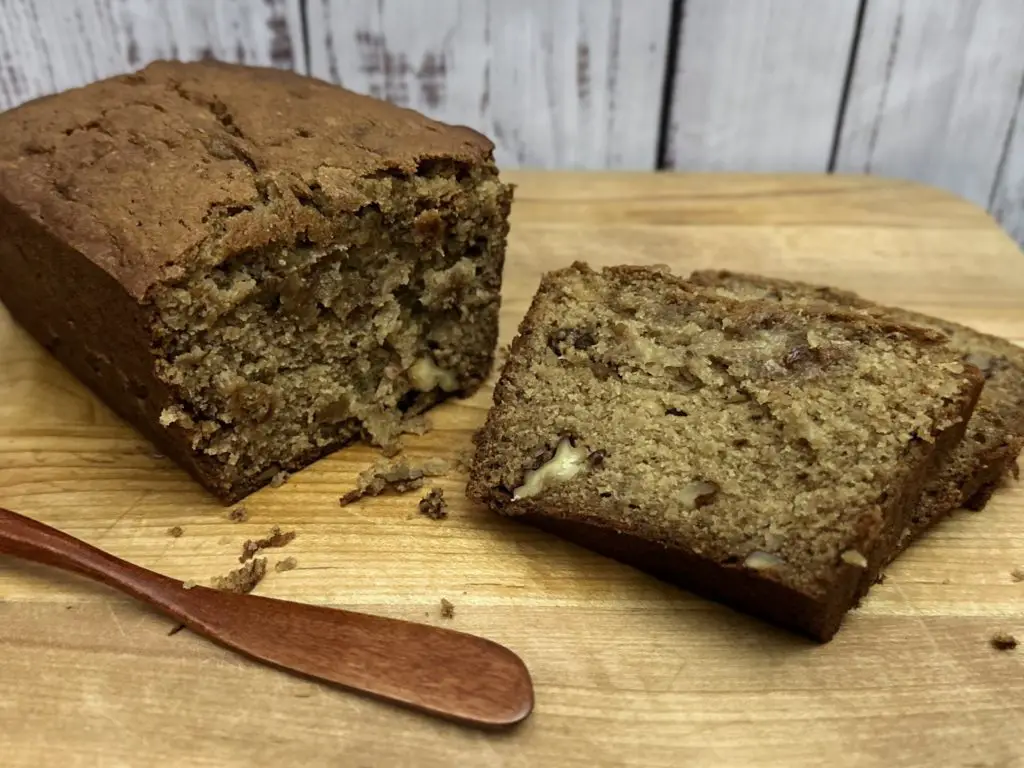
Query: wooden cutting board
[{"left": 1, "top": 172, "right": 1022, "bottom": 768}]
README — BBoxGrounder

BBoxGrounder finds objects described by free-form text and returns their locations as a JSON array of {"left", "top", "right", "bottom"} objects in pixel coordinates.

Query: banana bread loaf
[
  {"left": 468, "top": 263, "right": 983, "bottom": 641},
  {"left": 689, "top": 269, "right": 1024, "bottom": 555},
  {"left": 0, "top": 61, "right": 512, "bottom": 502}
]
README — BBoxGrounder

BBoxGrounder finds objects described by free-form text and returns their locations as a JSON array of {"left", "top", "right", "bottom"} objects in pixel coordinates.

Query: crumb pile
[
  {"left": 239, "top": 525, "right": 297, "bottom": 563},
  {"left": 211, "top": 558, "right": 268, "bottom": 594},
  {"left": 419, "top": 488, "right": 449, "bottom": 520},
  {"left": 340, "top": 458, "right": 449, "bottom": 506}
]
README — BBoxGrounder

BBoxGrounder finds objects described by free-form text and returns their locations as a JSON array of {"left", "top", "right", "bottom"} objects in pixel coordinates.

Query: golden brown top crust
[
  {"left": 0, "top": 61, "right": 496, "bottom": 300},
  {"left": 691, "top": 268, "right": 1024, "bottom": 368},
  {"left": 688, "top": 267, "right": 1024, "bottom": 510}
]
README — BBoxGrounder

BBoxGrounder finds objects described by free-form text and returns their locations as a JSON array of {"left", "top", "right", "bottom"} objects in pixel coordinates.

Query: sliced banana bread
[
  {"left": 0, "top": 61, "right": 512, "bottom": 502},
  {"left": 689, "top": 269, "right": 1024, "bottom": 555},
  {"left": 468, "top": 263, "right": 983, "bottom": 641}
]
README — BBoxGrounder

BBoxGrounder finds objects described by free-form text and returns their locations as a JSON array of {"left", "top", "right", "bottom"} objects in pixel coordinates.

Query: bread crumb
[
  {"left": 211, "top": 558, "right": 267, "bottom": 594},
  {"left": 453, "top": 449, "right": 475, "bottom": 474},
  {"left": 440, "top": 598, "right": 455, "bottom": 619},
  {"left": 182, "top": 580, "right": 198, "bottom": 590},
  {"left": 275, "top": 556, "right": 299, "bottom": 573},
  {"left": 167, "top": 526, "right": 184, "bottom": 538},
  {"left": 269, "top": 471, "right": 290, "bottom": 489},
  {"left": 240, "top": 526, "right": 297, "bottom": 563},
  {"left": 496, "top": 344, "right": 510, "bottom": 370},
  {"left": 422, "top": 457, "right": 449, "bottom": 477},
  {"left": 339, "top": 459, "right": 438, "bottom": 506},
  {"left": 1010, "top": 567, "right": 1024, "bottom": 583},
  {"left": 990, "top": 631, "right": 1018, "bottom": 651},
  {"left": 401, "top": 415, "right": 433, "bottom": 436},
  {"left": 228, "top": 505, "right": 249, "bottom": 523},
  {"left": 418, "top": 488, "right": 448, "bottom": 520}
]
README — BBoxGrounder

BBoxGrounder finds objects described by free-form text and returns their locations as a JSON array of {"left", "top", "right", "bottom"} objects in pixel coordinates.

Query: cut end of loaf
[{"left": 150, "top": 164, "right": 512, "bottom": 500}]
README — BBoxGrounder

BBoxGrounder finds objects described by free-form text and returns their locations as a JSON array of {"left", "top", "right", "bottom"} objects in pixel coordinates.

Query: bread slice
[
  {"left": 468, "top": 263, "right": 983, "bottom": 641},
  {"left": 689, "top": 270, "right": 1024, "bottom": 556}
]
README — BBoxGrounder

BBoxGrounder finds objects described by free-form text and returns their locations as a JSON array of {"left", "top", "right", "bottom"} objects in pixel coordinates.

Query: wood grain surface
[
  {"left": 1, "top": 172, "right": 1023, "bottom": 768},
  {"left": 0, "top": 506, "right": 533, "bottom": 729}
]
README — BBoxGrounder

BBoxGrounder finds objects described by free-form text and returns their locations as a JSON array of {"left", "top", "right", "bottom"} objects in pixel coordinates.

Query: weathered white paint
[
  {"left": 2, "top": 0, "right": 1024, "bottom": 246},
  {"left": 989, "top": 89, "right": 1024, "bottom": 246},
  {"left": 307, "top": 0, "right": 673, "bottom": 170},
  {"left": 663, "top": 0, "right": 861, "bottom": 172},
  {"left": 835, "top": 0, "right": 1024, "bottom": 214},
  {"left": 0, "top": 0, "right": 305, "bottom": 111}
]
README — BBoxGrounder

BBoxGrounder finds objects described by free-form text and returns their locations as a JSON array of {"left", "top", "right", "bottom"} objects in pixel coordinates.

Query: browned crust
[
  {"left": 0, "top": 195, "right": 227, "bottom": 492},
  {"left": 474, "top": 385, "right": 978, "bottom": 642},
  {"left": 467, "top": 262, "right": 985, "bottom": 641},
  {"left": 690, "top": 268, "right": 1024, "bottom": 534},
  {"left": 605, "top": 264, "right": 954, "bottom": 346}
]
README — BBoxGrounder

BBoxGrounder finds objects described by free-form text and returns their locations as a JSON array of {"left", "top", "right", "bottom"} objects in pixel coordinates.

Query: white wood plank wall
[
  {"left": 307, "top": 0, "right": 673, "bottom": 169},
  {"left": 1, "top": 0, "right": 1023, "bottom": 245},
  {"left": 991, "top": 88, "right": 1024, "bottom": 245},
  {"left": 0, "top": 0, "right": 305, "bottom": 108},
  {"left": 834, "top": 0, "right": 1024, "bottom": 237},
  {"left": 662, "top": 0, "right": 862, "bottom": 172}
]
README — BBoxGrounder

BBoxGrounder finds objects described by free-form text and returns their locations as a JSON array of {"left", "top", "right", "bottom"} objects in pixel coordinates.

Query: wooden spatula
[{"left": 0, "top": 506, "right": 534, "bottom": 729}]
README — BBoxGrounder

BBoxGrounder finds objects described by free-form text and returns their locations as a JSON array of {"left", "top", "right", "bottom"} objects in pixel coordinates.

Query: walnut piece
[
  {"left": 743, "top": 551, "right": 785, "bottom": 571},
  {"left": 841, "top": 549, "right": 868, "bottom": 568},
  {"left": 680, "top": 480, "right": 719, "bottom": 510},
  {"left": 513, "top": 438, "right": 591, "bottom": 500},
  {"left": 408, "top": 357, "right": 458, "bottom": 393}
]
